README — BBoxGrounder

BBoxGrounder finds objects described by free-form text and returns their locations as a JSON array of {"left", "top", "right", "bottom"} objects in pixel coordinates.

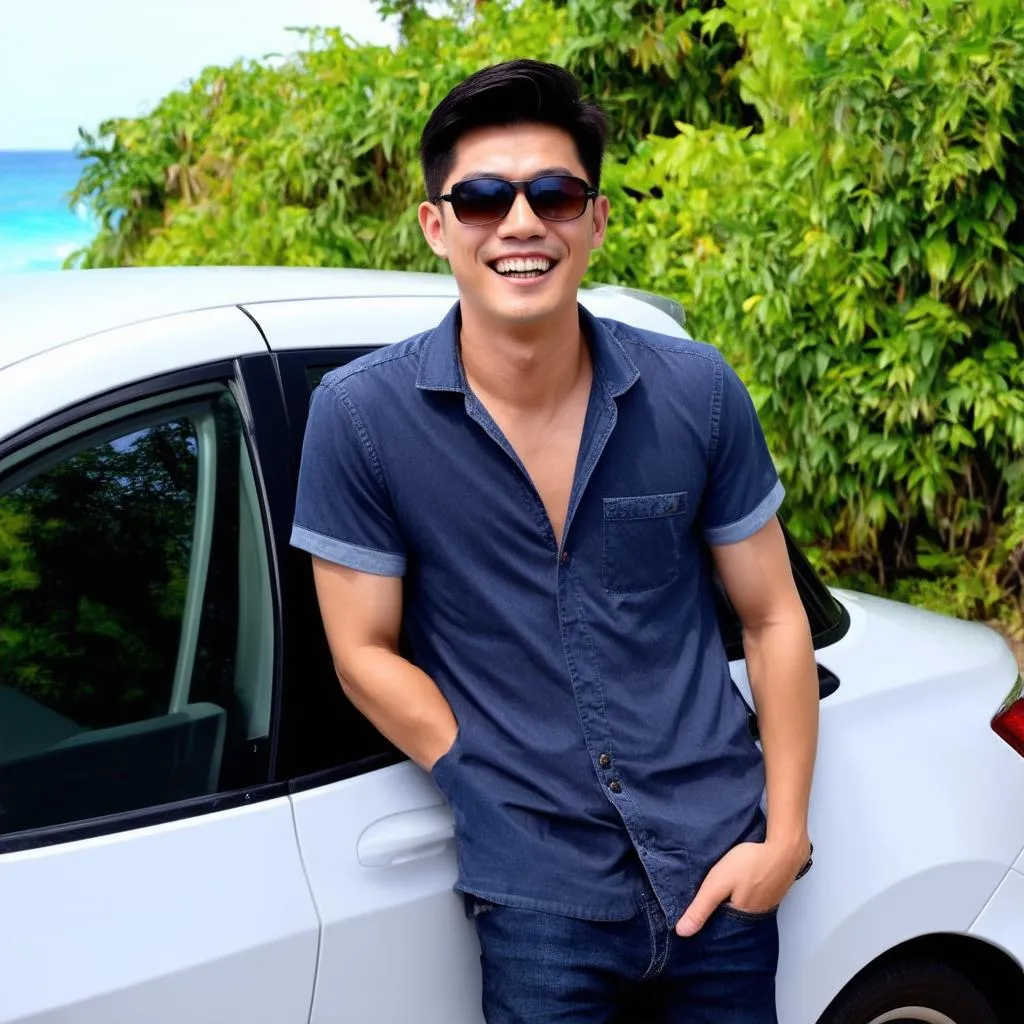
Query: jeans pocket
[
  {"left": 602, "top": 491, "right": 687, "bottom": 594},
  {"left": 721, "top": 902, "right": 779, "bottom": 923}
]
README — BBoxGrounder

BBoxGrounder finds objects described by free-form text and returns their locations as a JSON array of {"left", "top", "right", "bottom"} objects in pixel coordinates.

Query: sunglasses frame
[{"left": 432, "top": 174, "right": 599, "bottom": 226}]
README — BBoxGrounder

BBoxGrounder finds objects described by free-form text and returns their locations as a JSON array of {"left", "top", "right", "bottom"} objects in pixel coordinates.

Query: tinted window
[
  {"left": 0, "top": 390, "right": 274, "bottom": 835},
  {"left": 275, "top": 353, "right": 399, "bottom": 782}
]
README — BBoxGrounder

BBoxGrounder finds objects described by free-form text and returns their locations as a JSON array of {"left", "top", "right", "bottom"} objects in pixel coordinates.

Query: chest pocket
[{"left": 602, "top": 491, "right": 688, "bottom": 594}]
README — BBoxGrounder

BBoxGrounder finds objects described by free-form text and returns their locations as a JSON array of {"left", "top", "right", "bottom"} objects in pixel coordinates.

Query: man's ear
[
  {"left": 418, "top": 201, "right": 449, "bottom": 259},
  {"left": 590, "top": 194, "right": 610, "bottom": 251}
]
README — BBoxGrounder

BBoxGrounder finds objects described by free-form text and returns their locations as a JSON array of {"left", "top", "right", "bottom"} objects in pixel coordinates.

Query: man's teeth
[{"left": 493, "top": 257, "right": 553, "bottom": 275}]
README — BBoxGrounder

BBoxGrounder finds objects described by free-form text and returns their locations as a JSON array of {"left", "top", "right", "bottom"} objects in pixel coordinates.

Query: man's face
[{"left": 418, "top": 122, "right": 609, "bottom": 329}]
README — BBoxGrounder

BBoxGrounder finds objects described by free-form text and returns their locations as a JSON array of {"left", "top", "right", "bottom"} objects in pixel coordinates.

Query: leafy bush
[
  {"left": 594, "top": 0, "right": 1024, "bottom": 633},
  {"left": 70, "top": 0, "right": 747, "bottom": 270},
  {"left": 66, "top": 0, "right": 1024, "bottom": 634}
]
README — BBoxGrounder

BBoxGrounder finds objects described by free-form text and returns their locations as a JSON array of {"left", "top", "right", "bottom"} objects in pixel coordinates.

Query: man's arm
[
  {"left": 312, "top": 556, "right": 457, "bottom": 771},
  {"left": 676, "top": 516, "right": 818, "bottom": 936}
]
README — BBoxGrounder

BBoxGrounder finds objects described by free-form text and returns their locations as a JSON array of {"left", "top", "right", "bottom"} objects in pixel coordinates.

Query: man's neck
[{"left": 458, "top": 300, "right": 590, "bottom": 411}]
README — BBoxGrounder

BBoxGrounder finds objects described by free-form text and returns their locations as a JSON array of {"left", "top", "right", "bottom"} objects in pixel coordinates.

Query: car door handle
[{"left": 357, "top": 805, "right": 456, "bottom": 868}]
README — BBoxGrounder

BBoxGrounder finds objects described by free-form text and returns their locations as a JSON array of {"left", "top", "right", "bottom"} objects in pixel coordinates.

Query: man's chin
[
  {"left": 485, "top": 291, "right": 573, "bottom": 327},
  {"left": 456, "top": 275, "right": 581, "bottom": 328}
]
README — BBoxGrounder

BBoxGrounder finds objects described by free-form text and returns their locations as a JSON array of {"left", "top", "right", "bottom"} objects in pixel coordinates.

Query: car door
[{"left": 0, "top": 317, "right": 319, "bottom": 1023}]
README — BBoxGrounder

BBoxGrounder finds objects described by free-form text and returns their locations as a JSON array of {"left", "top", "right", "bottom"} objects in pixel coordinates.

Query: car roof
[{"left": 0, "top": 266, "right": 463, "bottom": 371}]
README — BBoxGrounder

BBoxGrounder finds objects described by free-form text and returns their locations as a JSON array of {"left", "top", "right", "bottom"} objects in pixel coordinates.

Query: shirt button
[
  {"left": 609, "top": 779, "right": 622, "bottom": 794},
  {"left": 598, "top": 753, "right": 611, "bottom": 768}
]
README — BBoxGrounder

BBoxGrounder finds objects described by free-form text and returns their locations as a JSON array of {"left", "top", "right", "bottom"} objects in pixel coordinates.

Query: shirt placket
[
  {"left": 463, "top": 371, "right": 666, "bottom": 910},
  {"left": 553, "top": 388, "right": 655, "bottom": 845}
]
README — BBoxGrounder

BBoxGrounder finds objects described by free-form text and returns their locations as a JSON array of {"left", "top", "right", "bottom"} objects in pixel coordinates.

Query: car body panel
[
  {"left": 0, "top": 263, "right": 685, "bottom": 373},
  {"left": 242, "top": 287, "right": 688, "bottom": 354},
  {"left": 291, "top": 764, "right": 482, "bottom": 1024},
  {"left": 763, "top": 591, "right": 1024, "bottom": 1021},
  {"left": 0, "top": 306, "right": 267, "bottom": 442},
  {"left": 0, "top": 800, "right": 319, "bottom": 1024},
  {"left": 968, "top": 867, "right": 1024, "bottom": 975},
  {"left": 0, "top": 267, "right": 459, "bottom": 371}
]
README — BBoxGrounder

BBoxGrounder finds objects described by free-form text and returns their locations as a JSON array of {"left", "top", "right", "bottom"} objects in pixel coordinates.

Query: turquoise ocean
[{"left": 0, "top": 151, "right": 98, "bottom": 272}]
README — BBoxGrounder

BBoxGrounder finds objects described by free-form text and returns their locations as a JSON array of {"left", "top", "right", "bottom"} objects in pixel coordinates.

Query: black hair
[{"left": 419, "top": 59, "right": 608, "bottom": 201}]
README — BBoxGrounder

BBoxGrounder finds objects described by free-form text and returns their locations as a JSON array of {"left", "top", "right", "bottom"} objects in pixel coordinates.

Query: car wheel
[{"left": 819, "top": 958, "right": 998, "bottom": 1024}]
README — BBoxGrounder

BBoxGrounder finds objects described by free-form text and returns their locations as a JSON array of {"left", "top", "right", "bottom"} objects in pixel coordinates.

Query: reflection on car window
[
  {"left": 306, "top": 365, "right": 336, "bottom": 391},
  {"left": 1, "top": 421, "right": 197, "bottom": 727},
  {"left": 0, "top": 390, "right": 274, "bottom": 837}
]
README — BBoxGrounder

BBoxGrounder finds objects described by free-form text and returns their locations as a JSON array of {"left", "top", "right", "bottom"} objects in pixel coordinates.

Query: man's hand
[{"left": 675, "top": 837, "right": 810, "bottom": 937}]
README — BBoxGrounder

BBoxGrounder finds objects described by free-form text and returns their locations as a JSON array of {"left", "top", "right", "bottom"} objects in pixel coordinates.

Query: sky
[{"left": 0, "top": 0, "right": 399, "bottom": 150}]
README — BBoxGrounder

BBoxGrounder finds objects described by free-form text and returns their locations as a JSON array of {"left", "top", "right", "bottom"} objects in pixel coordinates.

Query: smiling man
[{"left": 291, "top": 60, "right": 819, "bottom": 1024}]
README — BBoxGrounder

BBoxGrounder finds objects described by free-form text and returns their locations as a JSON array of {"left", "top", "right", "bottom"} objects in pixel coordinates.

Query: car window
[
  {"left": 306, "top": 365, "right": 334, "bottom": 391},
  {"left": 270, "top": 351, "right": 400, "bottom": 783},
  {"left": 0, "top": 388, "right": 274, "bottom": 837}
]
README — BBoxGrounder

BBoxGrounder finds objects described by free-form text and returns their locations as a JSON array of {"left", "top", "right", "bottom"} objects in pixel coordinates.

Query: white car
[{"left": 0, "top": 267, "right": 1022, "bottom": 1024}]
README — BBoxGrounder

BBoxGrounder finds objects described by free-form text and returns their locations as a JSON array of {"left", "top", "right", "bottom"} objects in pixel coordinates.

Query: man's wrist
[
  {"left": 764, "top": 828, "right": 813, "bottom": 879},
  {"left": 765, "top": 827, "right": 811, "bottom": 859}
]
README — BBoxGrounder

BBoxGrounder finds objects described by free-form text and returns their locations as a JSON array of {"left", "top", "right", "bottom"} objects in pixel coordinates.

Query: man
[{"left": 291, "top": 59, "right": 818, "bottom": 1023}]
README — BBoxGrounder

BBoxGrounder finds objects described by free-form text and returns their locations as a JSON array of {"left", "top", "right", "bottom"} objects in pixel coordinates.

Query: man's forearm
[
  {"left": 334, "top": 645, "right": 457, "bottom": 771},
  {"left": 744, "top": 614, "right": 819, "bottom": 851}
]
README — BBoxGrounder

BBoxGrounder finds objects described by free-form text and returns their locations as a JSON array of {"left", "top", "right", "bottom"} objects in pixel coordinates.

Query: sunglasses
[{"left": 432, "top": 174, "right": 599, "bottom": 226}]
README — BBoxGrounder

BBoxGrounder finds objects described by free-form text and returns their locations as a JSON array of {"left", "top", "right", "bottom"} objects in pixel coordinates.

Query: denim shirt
[{"left": 291, "top": 302, "right": 784, "bottom": 924}]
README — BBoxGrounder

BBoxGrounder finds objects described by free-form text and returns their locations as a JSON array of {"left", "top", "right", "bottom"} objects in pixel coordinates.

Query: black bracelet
[{"left": 795, "top": 842, "right": 814, "bottom": 881}]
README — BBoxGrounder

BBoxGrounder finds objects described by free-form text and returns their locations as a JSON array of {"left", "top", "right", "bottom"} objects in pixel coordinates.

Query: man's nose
[{"left": 497, "top": 191, "right": 545, "bottom": 237}]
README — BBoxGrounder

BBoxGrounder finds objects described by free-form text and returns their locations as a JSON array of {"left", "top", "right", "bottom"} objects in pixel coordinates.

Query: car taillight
[{"left": 992, "top": 675, "right": 1024, "bottom": 757}]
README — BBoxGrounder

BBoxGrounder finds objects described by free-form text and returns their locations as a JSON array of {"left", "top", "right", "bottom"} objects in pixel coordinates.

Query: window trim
[
  {"left": 286, "top": 751, "right": 405, "bottom": 796},
  {"left": 0, "top": 782, "right": 293, "bottom": 854},
  {"left": 275, "top": 347, "right": 378, "bottom": 449},
  {"left": 0, "top": 363, "right": 237, "bottom": 463},
  {"left": 0, "top": 357, "right": 287, "bottom": 855}
]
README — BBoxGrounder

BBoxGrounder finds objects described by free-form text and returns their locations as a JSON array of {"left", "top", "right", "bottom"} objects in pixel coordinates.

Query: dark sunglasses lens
[
  {"left": 527, "top": 176, "right": 589, "bottom": 220},
  {"left": 450, "top": 179, "right": 515, "bottom": 225}
]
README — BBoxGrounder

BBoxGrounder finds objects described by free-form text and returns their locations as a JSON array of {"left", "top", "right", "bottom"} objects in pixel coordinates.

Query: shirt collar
[{"left": 415, "top": 301, "right": 640, "bottom": 398}]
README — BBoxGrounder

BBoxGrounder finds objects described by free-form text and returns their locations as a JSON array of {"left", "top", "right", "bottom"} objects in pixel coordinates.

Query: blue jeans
[{"left": 468, "top": 886, "right": 779, "bottom": 1024}]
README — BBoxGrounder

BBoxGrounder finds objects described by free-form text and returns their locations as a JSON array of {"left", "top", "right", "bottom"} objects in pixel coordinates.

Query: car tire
[{"left": 818, "top": 958, "right": 998, "bottom": 1024}]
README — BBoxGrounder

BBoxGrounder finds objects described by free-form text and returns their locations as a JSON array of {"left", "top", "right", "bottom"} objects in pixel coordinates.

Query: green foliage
[
  {"left": 63, "top": 0, "right": 1024, "bottom": 632},
  {"left": 69, "top": 0, "right": 748, "bottom": 271},
  {"left": 593, "top": 0, "right": 1024, "bottom": 632}
]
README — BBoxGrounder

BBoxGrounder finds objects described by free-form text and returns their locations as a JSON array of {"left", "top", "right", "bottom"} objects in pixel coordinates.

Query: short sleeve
[
  {"left": 290, "top": 380, "right": 407, "bottom": 576},
  {"left": 699, "top": 359, "right": 785, "bottom": 546}
]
